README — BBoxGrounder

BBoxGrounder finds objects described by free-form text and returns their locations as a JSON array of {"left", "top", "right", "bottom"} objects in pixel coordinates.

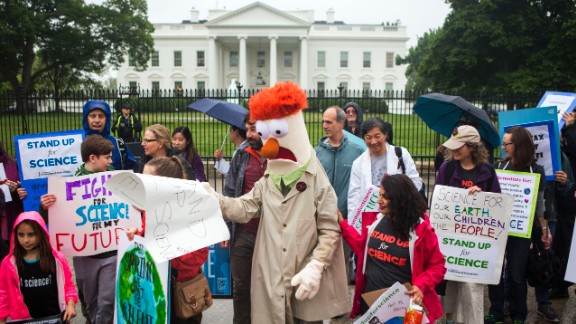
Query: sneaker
[
  {"left": 484, "top": 314, "right": 503, "bottom": 324},
  {"left": 549, "top": 288, "right": 569, "bottom": 299},
  {"left": 538, "top": 304, "right": 560, "bottom": 323}
]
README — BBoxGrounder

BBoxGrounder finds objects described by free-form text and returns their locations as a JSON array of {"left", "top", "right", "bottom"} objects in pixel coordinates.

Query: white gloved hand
[
  {"left": 290, "top": 259, "right": 325, "bottom": 300},
  {"left": 200, "top": 182, "right": 216, "bottom": 195}
]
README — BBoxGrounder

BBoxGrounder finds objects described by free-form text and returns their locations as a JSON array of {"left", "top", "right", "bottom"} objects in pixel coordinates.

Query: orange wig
[{"left": 248, "top": 82, "right": 308, "bottom": 121}]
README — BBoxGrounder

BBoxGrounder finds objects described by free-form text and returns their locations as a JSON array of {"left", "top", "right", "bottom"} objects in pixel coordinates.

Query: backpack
[{"left": 394, "top": 146, "right": 427, "bottom": 201}]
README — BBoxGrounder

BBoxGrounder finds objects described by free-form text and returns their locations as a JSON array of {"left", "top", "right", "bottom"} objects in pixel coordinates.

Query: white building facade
[{"left": 117, "top": 2, "right": 409, "bottom": 91}]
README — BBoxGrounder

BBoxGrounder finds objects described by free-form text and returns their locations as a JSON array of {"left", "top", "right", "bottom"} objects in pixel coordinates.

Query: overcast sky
[{"left": 145, "top": 0, "right": 452, "bottom": 47}]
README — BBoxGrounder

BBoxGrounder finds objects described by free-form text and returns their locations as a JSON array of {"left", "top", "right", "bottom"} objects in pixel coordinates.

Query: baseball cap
[{"left": 442, "top": 125, "right": 481, "bottom": 150}]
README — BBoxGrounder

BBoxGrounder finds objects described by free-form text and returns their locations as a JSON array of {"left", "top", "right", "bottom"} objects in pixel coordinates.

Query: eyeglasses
[
  {"left": 142, "top": 138, "right": 157, "bottom": 143},
  {"left": 502, "top": 142, "right": 514, "bottom": 148}
]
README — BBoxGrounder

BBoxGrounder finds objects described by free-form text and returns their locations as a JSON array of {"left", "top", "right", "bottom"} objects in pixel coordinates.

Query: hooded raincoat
[
  {"left": 343, "top": 102, "right": 364, "bottom": 137},
  {"left": 0, "top": 211, "right": 78, "bottom": 321}
]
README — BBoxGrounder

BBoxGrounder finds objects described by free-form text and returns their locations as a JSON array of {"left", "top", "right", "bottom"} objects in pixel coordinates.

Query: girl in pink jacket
[
  {"left": 339, "top": 174, "right": 446, "bottom": 322},
  {"left": 0, "top": 211, "right": 78, "bottom": 322}
]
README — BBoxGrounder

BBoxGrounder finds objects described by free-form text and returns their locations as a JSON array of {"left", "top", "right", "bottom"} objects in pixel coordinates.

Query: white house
[{"left": 116, "top": 2, "right": 409, "bottom": 92}]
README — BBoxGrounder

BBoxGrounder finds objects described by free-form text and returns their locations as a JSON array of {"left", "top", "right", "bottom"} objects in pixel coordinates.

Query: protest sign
[
  {"left": 498, "top": 107, "right": 560, "bottom": 180},
  {"left": 203, "top": 244, "right": 232, "bottom": 296},
  {"left": 537, "top": 91, "right": 576, "bottom": 129},
  {"left": 430, "top": 185, "right": 513, "bottom": 284},
  {"left": 565, "top": 221, "right": 576, "bottom": 284},
  {"left": 349, "top": 185, "right": 380, "bottom": 233},
  {"left": 14, "top": 130, "right": 84, "bottom": 211},
  {"left": 7, "top": 314, "right": 63, "bottom": 324},
  {"left": 496, "top": 170, "right": 540, "bottom": 238},
  {"left": 104, "top": 172, "right": 230, "bottom": 262},
  {"left": 354, "top": 282, "right": 429, "bottom": 324},
  {"left": 115, "top": 234, "right": 169, "bottom": 324},
  {"left": 48, "top": 170, "right": 142, "bottom": 256},
  {"left": 0, "top": 163, "right": 11, "bottom": 203}
]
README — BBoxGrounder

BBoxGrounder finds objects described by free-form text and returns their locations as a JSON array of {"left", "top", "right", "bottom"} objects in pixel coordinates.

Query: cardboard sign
[
  {"left": 115, "top": 234, "right": 169, "bottom": 324},
  {"left": 498, "top": 107, "right": 560, "bottom": 180},
  {"left": 537, "top": 91, "right": 576, "bottom": 129},
  {"left": 48, "top": 171, "right": 142, "bottom": 256},
  {"left": 104, "top": 172, "right": 230, "bottom": 262},
  {"left": 14, "top": 130, "right": 84, "bottom": 211},
  {"left": 349, "top": 185, "right": 380, "bottom": 233},
  {"left": 354, "top": 282, "right": 429, "bottom": 324},
  {"left": 430, "top": 185, "right": 513, "bottom": 284},
  {"left": 495, "top": 170, "right": 540, "bottom": 238}
]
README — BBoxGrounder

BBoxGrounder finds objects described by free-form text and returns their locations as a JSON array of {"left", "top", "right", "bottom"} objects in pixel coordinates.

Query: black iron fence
[{"left": 0, "top": 88, "right": 540, "bottom": 189}]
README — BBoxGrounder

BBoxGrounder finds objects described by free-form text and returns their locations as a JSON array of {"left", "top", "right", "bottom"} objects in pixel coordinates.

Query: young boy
[{"left": 40, "top": 134, "right": 115, "bottom": 323}]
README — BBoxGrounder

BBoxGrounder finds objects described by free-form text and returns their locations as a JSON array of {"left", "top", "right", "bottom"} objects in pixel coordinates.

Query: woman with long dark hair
[
  {"left": 172, "top": 126, "right": 206, "bottom": 182},
  {"left": 338, "top": 174, "right": 446, "bottom": 322}
]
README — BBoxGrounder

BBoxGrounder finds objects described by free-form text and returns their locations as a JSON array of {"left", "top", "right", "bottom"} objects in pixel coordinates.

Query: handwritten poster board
[
  {"left": 498, "top": 107, "right": 560, "bottom": 180},
  {"left": 48, "top": 171, "right": 142, "bottom": 256},
  {"left": 14, "top": 130, "right": 84, "bottom": 211},
  {"left": 495, "top": 170, "right": 540, "bottom": 238},
  {"left": 0, "top": 163, "right": 11, "bottom": 203},
  {"left": 349, "top": 185, "right": 380, "bottom": 233},
  {"left": 537, "top": 91, "right": 576, "bottom": 129},
  {"left": 115, "top": 234, "right": 169, "bottom": 324},
  {"left": 354, "top": 282, "right": 429, "bottom": 324},
  {"left": 430, "top": 186, "right": 513, "bottom": 284},
  {"left": 104, "top": 172, "right": 230, "bottom": 262}
]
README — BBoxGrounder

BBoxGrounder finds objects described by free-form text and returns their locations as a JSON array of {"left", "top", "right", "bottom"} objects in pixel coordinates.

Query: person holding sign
[
  {"left": 486, "top": 126, "right": 550, "bottom": 324},
  {"left": 338, "top": 174, "right": 446, "bottom": 322},
  {"left": 126, "top": 156, "right": 209, "bottom": 324},
  {"left": 0, "top": 140, "right": 24, "bottom": 247},
  {"left": 434, "top": 125, "right": 501, "bottom": 323},
  {"left": 0, "top": 211, "right": 78, "bottom": 322},
  {"left": 40, "top": 135, "right": 116, "bottom": 324}
]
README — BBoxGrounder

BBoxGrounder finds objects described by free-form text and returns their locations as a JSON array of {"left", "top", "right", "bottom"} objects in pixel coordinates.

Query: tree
[
  {"left": 399, "top": 0, "right": 576, "bottom": 95},
  {"left": 0, "top": 0, "right": 154, "bottom": 98},
  {"left": 396, "top": 29, "right": 441, "bottom": 91}
]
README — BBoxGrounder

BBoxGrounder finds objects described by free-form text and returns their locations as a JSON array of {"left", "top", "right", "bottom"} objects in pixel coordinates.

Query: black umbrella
[{"left": 413, "top": 93, "right": 500, "bottom": 149}]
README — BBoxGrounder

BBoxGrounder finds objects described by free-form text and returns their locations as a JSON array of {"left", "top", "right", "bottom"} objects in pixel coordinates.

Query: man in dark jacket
[
  {"left": 111, "top": 103, "right": 142, "bottom": 143},
  {"left": 223, "top": 114, "right": 265, "bottom": 324}
]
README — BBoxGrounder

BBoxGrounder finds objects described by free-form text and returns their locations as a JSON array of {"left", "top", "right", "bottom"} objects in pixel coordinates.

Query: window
[
  {"left": 317, "top": 51, "right": 326, "bottom": 68},
  {"left": 174, "top": 51, "right": 182, "bottom": 67},
  {"left": 386, "top": 52, "right": 394, "bottom": 68},
  {"left": 174, "top": 81, "right": 183, "bottom": 96},
  {"left": 363, "top": 52, "right": 371, "bottom": 68},
  {"left": 197, "top": 51, "right": 205, "bottom": 67},
  {"left": 340, "top": 51, "right": 348, "bottom": 68},
  {"left": 338, "top": 82, "right": 348, "bottom": 96},
  {"left": 385, "top": 82, "right": 394, "bottom": 91},
  {"left": 317, "top": 81, "right": 325, "bottom": 98},
  {"left": 230, "top": 51, "right": 239, "bottom": 68},
  {"left": 197, "top": 81, "right": 206, "bottom": 97},
  {"left": 129, "top": 81, "right": 138, "bottom": 95},
  {"left": 152, "top": 81, "right": 160, "bottom": 97},
  {"left": 257, "top": 51, "right": 265, "bottom": 68},
  {"left": 362, "top": 82, "right": 371, "bottom": 97},
  {"left": 151, "top": 51, "right": 159, "bottom": 67},
  {"left": 128, "top": 54, "right": 135, "bottom": 67},
  {"left": 283, "top": 51, "right": 293, "bottom": 68}
]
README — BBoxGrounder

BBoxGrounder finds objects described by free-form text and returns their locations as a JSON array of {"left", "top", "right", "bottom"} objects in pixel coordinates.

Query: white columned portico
[
  {"left": 238, "top": 35, "right": 247, "bottom": 87},
  {"left": 208, "top": 36, "right": 218, "bottom": 89},
  {"left": 299, "top": 36, "right": 308, "bottom": 89},
  {"left": 269, "top": 36, "right": 278, "bottom": 85}
]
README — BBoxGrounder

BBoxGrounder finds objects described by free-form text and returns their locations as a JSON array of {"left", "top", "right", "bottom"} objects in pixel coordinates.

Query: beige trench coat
[{"left": 217, "top": 156, "right": 349, "bottom": 323}]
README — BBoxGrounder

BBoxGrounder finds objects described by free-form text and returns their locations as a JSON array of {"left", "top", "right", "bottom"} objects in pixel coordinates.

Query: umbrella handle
[{"left": 220, "top": 128, "right": 230, "bottom": 151}]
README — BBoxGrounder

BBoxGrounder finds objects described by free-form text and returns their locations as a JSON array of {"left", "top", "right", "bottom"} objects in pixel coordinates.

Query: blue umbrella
[
  {"left": 188, "top": 98, "right": 248, "bottom": 130},
  {"left": 413, "top": 93, "right": 500, "bottom": 149}
]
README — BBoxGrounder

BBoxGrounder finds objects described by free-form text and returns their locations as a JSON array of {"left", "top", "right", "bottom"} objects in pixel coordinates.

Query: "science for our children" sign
[
  {"left": 47, "top": 170, "right": 141, "bottom": 256},
  {"left": 104, "top": 172, "right": 230, "bottom": 262},
  {"left": 430, "top": 185, "right": 513, "bottom": 284},
  {"left": 495, "top": 170, "right": 540, "bottom": 238},
  {"left": 15, "top": 130, "right": 84, "bottom": 211},
  {"left": 115, "top": 234, "right": 169, "bottom": 324}
]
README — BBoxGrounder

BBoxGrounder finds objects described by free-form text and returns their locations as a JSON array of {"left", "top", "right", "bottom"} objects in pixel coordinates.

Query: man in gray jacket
[{"left": 315, "top": 106, "right": 364, "bottom": 283}]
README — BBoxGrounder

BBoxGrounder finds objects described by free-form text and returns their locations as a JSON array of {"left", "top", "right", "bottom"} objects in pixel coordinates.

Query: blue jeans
[
  {"left": 535, "top": 221, "right": 557, "bottom": 305},
  {"left": 488, "top": 236, "right": 531, "bottom": 321}
]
